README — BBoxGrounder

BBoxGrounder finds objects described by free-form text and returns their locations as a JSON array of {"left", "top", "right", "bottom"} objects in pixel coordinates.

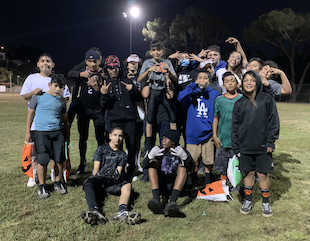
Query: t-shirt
[
  {"left": 139, "top": 58, "right": 176, "bottom": 90},
  {"left": 20, "top": 73, "right": 70, "bottom": 99},
  {"left": 28, "top": 93, "right": 66, "bottom": 131},
  {"left": 214, "top": 93, "right": 242, "bottom": 148},
  {"left": 92, "top": 143, "right": 127, "bottom": 180},
  {"left": 21, "top": 73, "right": 70, "bottom": 130},
  {"left": 268, "top": 79, "right": 282, "bottom": 96}
]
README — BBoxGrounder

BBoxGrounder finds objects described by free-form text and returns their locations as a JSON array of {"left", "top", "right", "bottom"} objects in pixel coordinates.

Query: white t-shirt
[
  {"left": 20, "top": 73, "right": 70, "bottom": 130},
  {"left": 20, "top": 73, "right": 70, "bottom": 98},
  {"left": 216, "top": 68, "right": 245, "bottom": 94}
]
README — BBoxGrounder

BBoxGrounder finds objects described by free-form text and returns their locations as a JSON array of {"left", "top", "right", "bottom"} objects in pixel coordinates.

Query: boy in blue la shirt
[
  {"left": 178, "top": 70, "right": 219, "bottom": 185},
  {"left": 25, "top": 74, "right": 70, "bottom": 199}
]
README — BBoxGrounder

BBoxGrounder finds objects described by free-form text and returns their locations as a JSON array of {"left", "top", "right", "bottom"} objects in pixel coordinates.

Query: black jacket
[
  {"left": 231, "top": 71, "right": 280, "bottom": 154},
  {"left": 100, "top": 77, "right": 142, "bottom": 121}
]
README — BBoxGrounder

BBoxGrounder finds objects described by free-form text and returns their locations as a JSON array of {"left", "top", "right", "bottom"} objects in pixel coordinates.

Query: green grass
[{"left": 0, "top": 93, "right": 309, "bottom": 241}]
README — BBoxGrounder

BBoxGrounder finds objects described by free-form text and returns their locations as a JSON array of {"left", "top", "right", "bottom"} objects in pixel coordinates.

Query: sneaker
[
  {"left": 38, "top": 184, "right": 49, "bottom": 199},
  {"left": 81, "top": 210, "right": 108, "bottom": 226},
  {"left": 147, "top": 198, "right": 163, "bottom": 214},
  {"left": 113, "top": 210, "right": 141, "bottom": 225},
  {"left": 51, "top": 169, "right": 56, "bottom": 182},
  {"left": 54, "top": 181, "right": 67, "bottom": 195},
  {"left": 27, "top": 177, "right": 36, "bottom": 187},
  {"left": 262, "top": 203, "right": 273, "bottom": 217},
  {"left": 75, "top": 165, "right": 87, "bottom": 175},
  {"left": 164, "top": 201, "right": 182, "bottom": 217},
  {"left": 240, "top": 200, "right": 253, "bottom": 215}
]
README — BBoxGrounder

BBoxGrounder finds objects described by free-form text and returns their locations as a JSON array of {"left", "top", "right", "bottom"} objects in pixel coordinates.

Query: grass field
[{"left": 0, "top": 93, "right": 309, "bottom": 241}]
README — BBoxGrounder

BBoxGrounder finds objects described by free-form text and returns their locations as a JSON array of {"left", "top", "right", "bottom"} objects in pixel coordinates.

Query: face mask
[{"left": 180, "top": 59, "right": 190, "bottom": 68}]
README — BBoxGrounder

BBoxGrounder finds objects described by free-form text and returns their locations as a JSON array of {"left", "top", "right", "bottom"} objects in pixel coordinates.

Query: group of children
[{"left": 20, "top": 37, "right": 291, "bottom": 225}]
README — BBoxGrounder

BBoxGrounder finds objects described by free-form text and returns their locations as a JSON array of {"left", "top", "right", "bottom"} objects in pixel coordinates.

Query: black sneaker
[
  {"left": 240, "top": 200, "right": 253, "bottom": 214},
  {"left": 147, "top": 198, "right": 163, "bottom": 214},
  {"left": 262, "top": 203, "right": 273, "bottom": 217},
  {"left": 140, "top": 173, "right": 149, "bottom": 183},
  {"left": 75, "top": 165, "right": 87, "bottom": 175},
  {"left": 38, "top": 184, "right": 49, "bottom": 199},
  {"left": 164, "top": 201, "right": 182, "bottom": 217},
  {"left": 54, "top": 181, "right": 67, "bottom": 195},
  {"left": 113, "top": 210, "right": 141, "bottom": 225}
]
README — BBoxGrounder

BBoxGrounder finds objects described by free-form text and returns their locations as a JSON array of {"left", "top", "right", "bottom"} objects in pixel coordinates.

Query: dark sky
[{"left": 1, "top": 0, "right": 309, "bottom": 66}]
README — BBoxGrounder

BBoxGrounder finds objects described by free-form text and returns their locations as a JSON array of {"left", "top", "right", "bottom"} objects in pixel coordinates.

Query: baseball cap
[
  {"left": 127, "top": 54, "right": 141, "bottom": 63},
  {"left": 199, "top": 59, "right": 213, "bottom": 69},
  {"left": 105, "top": 55, "right": 120, "bottom": 68},
  {"left": 85, "top": 49, "right": 100, "bottom": 60}
]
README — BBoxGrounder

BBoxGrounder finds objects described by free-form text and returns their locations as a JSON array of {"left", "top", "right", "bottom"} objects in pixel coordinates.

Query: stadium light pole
[{"left": 123, "top": 6, "right": 140, "bottom": 54}]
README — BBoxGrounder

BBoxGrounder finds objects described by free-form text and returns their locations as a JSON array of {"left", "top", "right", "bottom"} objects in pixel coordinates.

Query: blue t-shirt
[{"left": 29, "top": 93, "right": 66, "bottom": 131}]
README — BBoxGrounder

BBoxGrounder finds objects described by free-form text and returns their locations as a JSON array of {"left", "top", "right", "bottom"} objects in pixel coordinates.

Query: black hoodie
[{"left": 231, "top": 71, "right": 280, "bottom": 154}]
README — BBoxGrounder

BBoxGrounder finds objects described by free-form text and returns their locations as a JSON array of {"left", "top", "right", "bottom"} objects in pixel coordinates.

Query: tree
[
  {"left": 142, "top": 8, "right": 230, "bottom": 53},
  {"left": 0, "top": 67, "right": 13, "bottom": 83},
  {"left": 142, "top": 17, "right": 171, "bottom": 47},
  {"left": 244, "top": 8, "right": 310, "bottom": 101}
]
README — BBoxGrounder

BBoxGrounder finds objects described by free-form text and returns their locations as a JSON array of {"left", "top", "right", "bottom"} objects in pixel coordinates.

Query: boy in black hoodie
[{"left": 231, "top": 70, "right": 280, "bottom": 217}]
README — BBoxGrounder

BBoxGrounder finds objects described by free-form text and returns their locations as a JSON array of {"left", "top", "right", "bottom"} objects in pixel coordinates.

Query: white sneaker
[
  {"left": 27, "top": 177, "right": 36, "bottom": 187},
  {"left": 51, "top": 169, "right": 56, "bottom": 182}
]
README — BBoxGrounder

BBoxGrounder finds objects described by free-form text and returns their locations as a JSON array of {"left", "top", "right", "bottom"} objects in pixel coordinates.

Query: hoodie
[{"left": 231, "top": 71, "right": 280, "bottom": 154}]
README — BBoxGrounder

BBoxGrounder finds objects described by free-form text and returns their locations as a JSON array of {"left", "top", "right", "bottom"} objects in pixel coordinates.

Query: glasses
[{"left": 230, "top": 55, "right": 241, "bottom": 60}]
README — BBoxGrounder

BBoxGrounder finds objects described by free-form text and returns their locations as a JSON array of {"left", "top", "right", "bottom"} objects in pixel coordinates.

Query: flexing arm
[{"left": 226, "top": 37, "right": 248, "bottom": 66}]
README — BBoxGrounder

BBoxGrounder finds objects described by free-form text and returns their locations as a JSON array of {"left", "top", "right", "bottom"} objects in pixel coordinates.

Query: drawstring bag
[
  {"left": 197, "top": 180, "right": 232, "bottom": 201},
  {"left": 21, "top": 142, "right": 34, "bottom": 178},
  {"left": 227, "top": 155, "right": 242, "bottom": 188}
]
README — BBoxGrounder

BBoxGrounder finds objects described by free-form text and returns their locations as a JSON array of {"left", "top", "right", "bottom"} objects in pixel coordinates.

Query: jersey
[{"left": 214, "top": 93, "right": 242, "bottom": 148}]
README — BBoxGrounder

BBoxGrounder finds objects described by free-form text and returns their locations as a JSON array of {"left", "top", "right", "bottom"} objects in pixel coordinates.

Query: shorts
[
  {"left": 239, "top": 153, "right": 273, "bottom": 173},
  {"left": 34, "top": 130, "right": 65, "bottom": 165},
  {"left": 83, "top": 177, "right": 129, "bottom": 197},
  {"left": 214, "top": 148, "right": 234, "bottom": 173},
  {"left": 187, "top": 138, "right": 214, "bottom": 165},
  {"left": 147, "top": 89, "right": 176, "bottom": 124}
]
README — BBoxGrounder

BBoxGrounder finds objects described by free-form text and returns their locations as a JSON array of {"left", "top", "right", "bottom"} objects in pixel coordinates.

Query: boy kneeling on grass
[
  {"left": 25, "top": 74, "right": 70, "bottom": 199},
  {"left": 81, "top": 127, "right": 141, "bottom": 226}
]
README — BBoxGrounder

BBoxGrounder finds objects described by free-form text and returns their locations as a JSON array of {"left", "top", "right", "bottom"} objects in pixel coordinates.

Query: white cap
[
  {"left": 199, "top": 59, "right": 213, "bottom": 69},
  {"left": 127, "top": 54, "right": 141, "bottom": 63}
]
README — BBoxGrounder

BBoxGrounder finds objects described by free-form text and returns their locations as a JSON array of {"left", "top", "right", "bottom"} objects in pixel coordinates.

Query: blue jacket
[{"left": 178, "top": 83, "right": 219, "bottom": 144}]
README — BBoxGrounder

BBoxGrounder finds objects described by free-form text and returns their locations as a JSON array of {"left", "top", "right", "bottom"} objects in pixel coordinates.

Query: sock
[
  {"left": 145, "top": 137, "right": 152, "bottom": 153},
  {"left": 261, "top": 189, "right": 270, "bottom": 203},
  {"left": 170, "top": 189, "right": 181, "bottom": 202},
  {"left": 205, "top": 173, "right": 211, "bottom": 185},
  {"left": 152, "top": 189, "right": 160, "bottom": 201},
  {"left": 118, "top": 204, "right": 128, "bottom": 212},
  {"left": 244, "top": 186, "right": 253, "bottom": 201}
]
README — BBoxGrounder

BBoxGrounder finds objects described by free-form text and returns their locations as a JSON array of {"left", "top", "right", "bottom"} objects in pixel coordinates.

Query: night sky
[{"left": 1, "top": 0, "right": 309, "bottom": 66}]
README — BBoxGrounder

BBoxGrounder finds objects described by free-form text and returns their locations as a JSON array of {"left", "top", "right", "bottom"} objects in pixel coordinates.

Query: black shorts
[
  {"left": 147, "top": 89, "right": 176, "bottom": 124},
  {"left": 83, "top": 177, "right": 129, "bottom": 197},
  {"left": 239, "top": 153, "right": 273, "bottom": 173},
  {"left": 214, "top": 148, "right": 234, "bottom": 173},
  {"left": 34, "top": 130, "right": 65, "bottom": 165}
]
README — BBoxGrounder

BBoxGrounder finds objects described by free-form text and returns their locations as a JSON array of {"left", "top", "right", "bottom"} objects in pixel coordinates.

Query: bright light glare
[
  {"left": 130, "top": 6, "right": 140, "bottom": 18},
  {"left": 123, "top": 12, "right": 127, "bottom": 18}
]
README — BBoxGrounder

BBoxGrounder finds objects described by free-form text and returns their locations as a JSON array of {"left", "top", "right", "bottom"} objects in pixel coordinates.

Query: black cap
[
  {"left": 85, "top": 49, "right": 100, "bottom": 60},
  {"left": 163, "top": 130, "right": 180, "bottom": 145}
]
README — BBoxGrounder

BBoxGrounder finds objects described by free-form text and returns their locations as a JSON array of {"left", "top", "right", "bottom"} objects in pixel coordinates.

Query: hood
[{"left": 242, "top": 70, "right": 263, "bottom": 98}]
